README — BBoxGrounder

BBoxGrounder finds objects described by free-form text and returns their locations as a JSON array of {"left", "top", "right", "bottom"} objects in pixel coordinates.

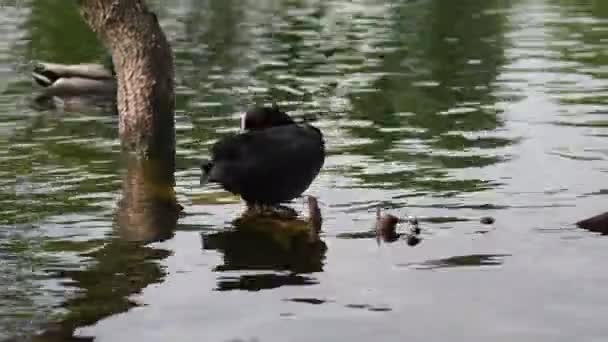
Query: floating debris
[
  {"left": 375, "top": 206, "right": 400, "bottom": 243},
  {"left": 406, "top": 235, "right": 421, "bottom": 246},
  {"left": 375, "top": 206, "right": 422, "bottom": 245}
]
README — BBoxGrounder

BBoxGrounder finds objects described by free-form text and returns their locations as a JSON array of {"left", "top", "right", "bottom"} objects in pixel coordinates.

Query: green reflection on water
[
  {"left": 0, "top": 0, "right": 529, "bottom": 339},
  {"left": 548, "top": 0, "right": 608, "bottom": 124},
  {"left": 341, "top": 0, "right": 511, "bottom": 191},
  {"left": 33, "top": 239, "right": 172, "bottom": 341},
  {"left": 25, "top": 0, "right": 105, "bottom": 64}
]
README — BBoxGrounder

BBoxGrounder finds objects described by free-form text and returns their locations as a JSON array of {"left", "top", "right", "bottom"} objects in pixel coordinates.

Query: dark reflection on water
[
  {"left": 344, "top": 304, "right": 392, "bottom": 312},
  {"left": 29, "top": 157, "right": 179, "bottom": 341},
  {"left": 202, "top": 226, "right": 325, "bottom": 272},
  {"left": 216, "top": 273, "right": 318, "bottom": 292},
  {"left": 338, "top": 229, "right": 421, "bottom": 245},
  {"left": 202, "top": 214, "right": 326, "bottom": 291},
  {"left": 35, "top": 240, "right": 171, "bottom": 342},
  {"left": 401, "top": 254, "right": 510, "bottom": 270},
  {"left": 284, "top": 297, "right": 329, "bottom": 305},
  {"left": 284, "top": 297, "right": 392, "bottom": 313},
  {"left": 114, "top": 157, "right": 180, "bottom": 243}
]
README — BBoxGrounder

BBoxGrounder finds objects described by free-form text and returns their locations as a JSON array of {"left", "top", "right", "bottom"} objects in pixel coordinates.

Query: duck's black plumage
[{"left": 201, "top": 106, "right": 325, "bottom": 206}]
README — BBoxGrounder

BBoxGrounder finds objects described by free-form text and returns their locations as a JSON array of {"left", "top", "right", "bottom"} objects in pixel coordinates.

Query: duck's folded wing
[
  {"left": 210, "top": 125, "right": 324, "bottom": 185},
  {"left": 33, "top": 62, "right": 113, "bottom": 81},
  {"left": 213, "top": 125, "right": 321, "bottom": 159}
]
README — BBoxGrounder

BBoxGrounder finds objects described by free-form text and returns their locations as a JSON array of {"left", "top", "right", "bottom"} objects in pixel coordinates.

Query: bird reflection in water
[{"left": 201, "top": 196, "right": 326, "bottom": 291}]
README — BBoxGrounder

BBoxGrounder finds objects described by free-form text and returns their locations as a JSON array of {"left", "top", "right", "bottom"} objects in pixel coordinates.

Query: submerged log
[{"left": 577, "top": 211, "right": 608, "bottom": 234}]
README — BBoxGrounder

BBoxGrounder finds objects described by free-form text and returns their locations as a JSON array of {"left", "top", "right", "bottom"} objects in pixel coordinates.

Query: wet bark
[{"left": 76, "top": 0, "right": 176, "bottom": 171}]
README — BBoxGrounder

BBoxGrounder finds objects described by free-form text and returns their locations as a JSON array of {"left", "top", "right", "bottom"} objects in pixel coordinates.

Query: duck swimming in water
[
  {"left": 201, "top": 105, "right": 325, "bottom": 211},
  {"left": 31, "top": 61, "right": 116, "bottom": 110}
]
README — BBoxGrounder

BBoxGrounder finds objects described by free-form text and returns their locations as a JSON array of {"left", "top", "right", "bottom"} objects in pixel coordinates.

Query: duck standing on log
[{"left": 200, "top": 105, "right": 325, "bottom": 214}]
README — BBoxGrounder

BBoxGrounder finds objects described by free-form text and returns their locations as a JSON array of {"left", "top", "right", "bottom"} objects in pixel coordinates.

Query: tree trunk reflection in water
[
  {"left": 32, "top": 157, "right": 178, "bottom": 341},
  {"left": 27, "top": 2, "right": 182, "bottom": 339},
  {"left": 115, "top": 156, "right": 181, "bottom": 243}
]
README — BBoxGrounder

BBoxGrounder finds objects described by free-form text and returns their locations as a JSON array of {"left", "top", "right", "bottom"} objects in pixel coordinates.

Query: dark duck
[{"left": 201, "top": 105, "right": 325, "bottom": 212}]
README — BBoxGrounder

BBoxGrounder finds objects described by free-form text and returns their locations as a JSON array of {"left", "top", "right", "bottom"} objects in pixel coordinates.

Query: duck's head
[{"left": 241, "top": 104, "right": 295, "bottom": 132}]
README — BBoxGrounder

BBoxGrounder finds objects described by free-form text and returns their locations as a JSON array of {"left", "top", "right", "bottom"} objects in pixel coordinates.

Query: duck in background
[
  {"left": 375, "top": 206, "right": 421, "bottom": 245},
  {"left": 30, "top": 58, "right": 116, "bottom": 111}
]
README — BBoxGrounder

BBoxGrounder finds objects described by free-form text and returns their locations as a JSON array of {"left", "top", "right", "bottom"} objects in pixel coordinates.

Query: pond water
[{"left": 2, "top": 0, "right": 608, "bottom": 341}]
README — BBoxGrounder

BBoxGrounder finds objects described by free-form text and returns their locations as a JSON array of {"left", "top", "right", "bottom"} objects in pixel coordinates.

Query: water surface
[{"left": 1, "top": 0, "right": 608, "bottom": 341}]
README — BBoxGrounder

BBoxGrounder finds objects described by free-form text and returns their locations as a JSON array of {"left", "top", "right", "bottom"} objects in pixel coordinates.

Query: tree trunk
[{"left": 76, "top": 0, "right": 175, "bottom": 171}]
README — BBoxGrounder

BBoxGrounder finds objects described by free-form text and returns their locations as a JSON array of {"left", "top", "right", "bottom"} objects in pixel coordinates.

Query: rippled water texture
[{"left": 1, "top": 0, "right": 608, "bottom": 341}]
